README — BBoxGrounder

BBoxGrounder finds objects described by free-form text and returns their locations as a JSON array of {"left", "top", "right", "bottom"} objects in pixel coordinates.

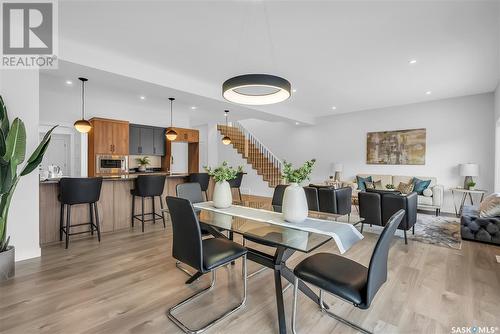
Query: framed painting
[{"left": 366, "top": 128, "right": 426, "bottom": 165}]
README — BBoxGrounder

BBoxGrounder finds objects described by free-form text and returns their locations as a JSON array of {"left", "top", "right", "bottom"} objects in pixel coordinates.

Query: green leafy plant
[
  {"left": 135, "top": 156, "right": 151, "bottom": 166},
  {"left": 0, "top": 96, "right": 56, "bottom": 253},
  {"left": 467, "top": 181, "right": 476, "bottom": 189},
  {"left": 282, "top": 159, "right": 316, "bottom": 184},
  {"left": 386, "top": 184, "right": 395, "bottom": 190},
  {"left": 204, "top": 161, "right": 243, "bottom": 183}
]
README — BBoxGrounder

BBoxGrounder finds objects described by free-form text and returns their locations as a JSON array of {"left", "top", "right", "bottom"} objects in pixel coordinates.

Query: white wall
[
  {"left": 223, "top": 93, "right": 495, "bottom": 213},
  {"left": 0, "top": 70, "right": 41, "bottom": 261},
  {"left": 39, "top": 74, "right": 190, "bottom": 174}
]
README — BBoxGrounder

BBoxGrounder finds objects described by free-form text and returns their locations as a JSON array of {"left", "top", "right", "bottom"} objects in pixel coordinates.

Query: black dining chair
[
  {"left": 291, "top": 209, "right": 405, "bottom": 334},
  {"left": 59, "top": 177, "right": 103, "bottom": 249},
  {"left": 175, "top": 182, "right": 211, "bottom": 278},
  {"left": 166, "top": 196, "right": 248, "bottom": 333},
  {"left": 303, "top": 186, "right": 319, "bottom": 211},
  {"left": 188, "top": 173, "right": 210, "bottom": 201},
  {"left": 271, "top": 184, "right": 287, "bottom": 212},
  {"left": 228, "top": 172, "right": 244, "bottom": 202},
  {"left": 131, "top": 175, "right": 166, "bottom": 232}
]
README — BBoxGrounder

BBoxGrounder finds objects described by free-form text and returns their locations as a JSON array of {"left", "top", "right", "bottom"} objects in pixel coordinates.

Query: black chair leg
[
  {"left": 131, "top": 195, "right": 135, "bottom": 227},
  {"left": 238, "top": 188, "right": 243, "bottom": 202},
  {"left": 412, "top": 225, "right": 415, "bottom": 235},
  {"left": 203, "top": 190, "right": 208, "bottom": 201},
  {"left": 159, "top": 197, "right": 166, "bottom": 228},
  {"left": 94, "top": 203, "right": 101, "bottom": 242},
  {"left": 59, "top": 204, "right": 64, "bottom": 241},
  {"left": 152, "top": 196, "right": 156, "bottom": 224},
  {"left": 404, "top": 230, "right": 408, "bottom": 244},
  {"left": 65, "top": 205, "right": 71, "bottom": 249},
  {"left": 360, "top": 222, "right": 364, "bottom": 233},
  {"left": 141, "top": 197, "right": 145, "bottom": 233},
  {"left": 89, "top": 203, "right": 94, "bottom": 235}
]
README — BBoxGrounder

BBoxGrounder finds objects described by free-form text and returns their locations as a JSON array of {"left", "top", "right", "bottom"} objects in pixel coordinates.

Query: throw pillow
[
  {"left": 365, "top": 181, "right": 375, "bottom": 189},
  {"left": 479, "top": 193, "right": 500, "bottom": 218},
  {"left": 413, "top": 178, "right": 431, "bottom": 195},
  {"left": 397, "top": 181, "right": 414, "bottom": 194},
  {"left": 373, "top": 180, "right": 384, "bottom": 190},
  {"left": 356, "top": 176, "right": 372, "bottom": 191},
  {"left": 422, "top": 188, "right": 433, "bottom": 197}
]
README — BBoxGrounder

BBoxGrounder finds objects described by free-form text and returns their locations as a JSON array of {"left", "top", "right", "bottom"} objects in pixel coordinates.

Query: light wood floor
[{"left": 1, "top": 196, "right": 499, "bottom": 334}]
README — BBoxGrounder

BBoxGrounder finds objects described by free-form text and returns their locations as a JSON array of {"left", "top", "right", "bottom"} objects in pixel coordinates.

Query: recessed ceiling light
[
  {"left": 65, "top": 80, "right": 73, "bottom": 85},
  {"left": 409, "top": 59, "right": 417, "bottom": 65},
  {"left": 425, "top": 91, "right": 432, "bottom": 95},
  {"left": 191, "top": 106, "right": 197, "bottom": 110},
  {"left": 331, "top": 106, "right": 337, "bottom": 110},
  {"left": 139, "top": 95, "right": 146, "bottom": 100},
  {"left": 292, "top": 89, "right": 297, "bottom": 93},
  {"left": 295, "top": 122, "right": 300, "bottom": 125}
]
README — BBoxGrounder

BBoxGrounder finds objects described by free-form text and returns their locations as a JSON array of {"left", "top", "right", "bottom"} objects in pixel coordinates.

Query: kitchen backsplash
[{"left": 129, "top": 155, "right": 162, "bottom": 169}]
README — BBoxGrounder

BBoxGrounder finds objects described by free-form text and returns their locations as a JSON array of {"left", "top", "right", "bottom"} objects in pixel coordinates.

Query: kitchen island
[{"left": 39, "top": 173, "right": 188, "bottom": 245}]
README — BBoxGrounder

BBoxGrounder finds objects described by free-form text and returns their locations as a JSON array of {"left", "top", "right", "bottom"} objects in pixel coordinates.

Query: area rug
[{"left": 360, "top": 214, "right": 462, "bottom": 249}]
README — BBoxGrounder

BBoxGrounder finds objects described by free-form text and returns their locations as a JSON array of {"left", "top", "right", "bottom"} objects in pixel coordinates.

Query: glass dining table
[{"left": 187, "top": 200, "right": 364, "bottom": 334}]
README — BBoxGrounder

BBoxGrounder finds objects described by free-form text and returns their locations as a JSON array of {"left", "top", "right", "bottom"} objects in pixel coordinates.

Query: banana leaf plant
[{"left": 0, "top": 95, "right": 56, "bottom": 253}]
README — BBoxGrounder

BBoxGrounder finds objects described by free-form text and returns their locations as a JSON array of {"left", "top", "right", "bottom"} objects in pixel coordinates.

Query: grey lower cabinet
[{"left": 130, "top": 124, "right": 165, "bottom": 156}]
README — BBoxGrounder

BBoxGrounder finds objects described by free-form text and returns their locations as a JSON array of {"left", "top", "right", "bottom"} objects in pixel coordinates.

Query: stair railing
[{"left": 232, "top": 121, "right": 283, "bottom": 184}]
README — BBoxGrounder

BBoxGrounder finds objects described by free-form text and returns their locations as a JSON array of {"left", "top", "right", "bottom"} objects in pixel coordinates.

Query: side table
[{"left": 450, "top": 188, "right": 486, "bottom": 217}]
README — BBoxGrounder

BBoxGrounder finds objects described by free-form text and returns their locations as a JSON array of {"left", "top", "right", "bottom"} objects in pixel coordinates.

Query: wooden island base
[{"left": 39, "top": 174, "right": 187, "bottom": 246}]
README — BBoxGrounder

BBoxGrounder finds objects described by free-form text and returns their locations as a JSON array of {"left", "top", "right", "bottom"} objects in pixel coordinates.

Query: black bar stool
[
  {"left": 131, "top": 175, "right": 166, "bottom": 232},
  {"left": 188, "top": 173, "right": 210, "bottom": 200},
  {"left": 59, "top": 177, "right": 103, "bottom": 249}
]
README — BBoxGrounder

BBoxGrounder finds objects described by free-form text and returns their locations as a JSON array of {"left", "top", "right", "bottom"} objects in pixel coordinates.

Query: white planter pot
[
  {"left": 282, "top": 183, "right": 308, "bottom": 223},
  {"left": 213, "top": 180, "right": 232, "bottom": 208},
  {"left": 138, "top": 165, "right": 147, "bottom": 172},
  {"left": 0, "top": 246, "right": 15, "bottom": 281}
]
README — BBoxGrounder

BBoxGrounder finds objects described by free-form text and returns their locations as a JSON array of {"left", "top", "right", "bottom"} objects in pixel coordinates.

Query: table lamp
[
  {"left": 459, "top": 163, "right": 479, "bottom": 189},
  {"left": 333, "top": 163, "right": 343, "bottom": 181}
]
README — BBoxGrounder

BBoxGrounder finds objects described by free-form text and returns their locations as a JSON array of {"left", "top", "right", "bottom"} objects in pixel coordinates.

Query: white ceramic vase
[
  {"left": 282, "top": 182, "right": 308, "bottom": 223},
  {"left": 213, "top": 180, "right": 232, "bottom": 208}
]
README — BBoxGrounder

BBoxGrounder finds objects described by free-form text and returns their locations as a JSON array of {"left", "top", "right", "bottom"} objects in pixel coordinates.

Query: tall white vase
[
  {"left": 213, "top": 180, "right": 232, "bottom": 208},
  {"left": 282, "top": 183, "right": 308, "bottom": 223}
]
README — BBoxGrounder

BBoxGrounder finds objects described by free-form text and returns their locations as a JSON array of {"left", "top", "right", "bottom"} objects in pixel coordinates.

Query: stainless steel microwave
[{"left": 96, "top": 155, "right": 128, "bottom": 174}]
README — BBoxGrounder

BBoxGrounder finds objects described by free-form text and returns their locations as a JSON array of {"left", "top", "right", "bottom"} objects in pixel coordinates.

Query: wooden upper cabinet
[
  {"left": 90, "top": 118, "right": 129, "bottom": 155},
  {"left": 92, "top": 119, "right": 114, "bottom": 154},
  {"left": 112, "top": 122, "right": 129, "bottom": 155},
  {"left": 167, "top": 127, "right": 199, "bottom": 143}
]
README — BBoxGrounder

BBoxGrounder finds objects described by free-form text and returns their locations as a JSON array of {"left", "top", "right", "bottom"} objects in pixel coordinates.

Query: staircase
[{"left": 218, "top": 122, "right": 283, "bottom": 187}]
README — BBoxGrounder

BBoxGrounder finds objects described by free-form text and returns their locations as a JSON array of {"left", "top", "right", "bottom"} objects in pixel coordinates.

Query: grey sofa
[{"left": 461, "top": 206, "right": 500, "bottom": 245}]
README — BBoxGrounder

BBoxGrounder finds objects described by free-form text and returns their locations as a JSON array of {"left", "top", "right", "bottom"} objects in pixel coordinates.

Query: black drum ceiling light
[
  {"left": 221, "top": 110, "right": 231, "bottom": 145},
  {"left": 222, "top": 74, "right": 291, "bottom": 105},
  {"left": 166, "top": 97, "right": 178, "bottom": 141},
  {"left": 74, "top": 77, "right": 92, "bottom": 133}
]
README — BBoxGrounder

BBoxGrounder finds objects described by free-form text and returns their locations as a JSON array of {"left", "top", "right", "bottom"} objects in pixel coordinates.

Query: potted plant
[
  {"left": 204, "top": 161, "right": 243, "bottom": 208},
  {"left": 135, "top": 156, "right": 150, "bottom": 172},
  {"left": 0, "top": 96, "right": 56, "bottom": 281},
  {"left": 386, "top": 184, "right": 395, "bottom": 190},
  {"left": 281, "top": 159, "right": 316, "bottom": 223},
  {"left": 467, "top": 181, "right": 476, "bottom": 190}
]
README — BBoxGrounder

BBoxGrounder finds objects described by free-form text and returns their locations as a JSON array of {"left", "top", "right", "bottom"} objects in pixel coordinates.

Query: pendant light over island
[
  {"left": 74, "top": 77, "right": 92, "bottom": 133},
  {"left": 221, "top": 110, "right": 231, "bottom": 145},
  {"left": 166, "top": 97, "right": 178, "bottom": 141}
]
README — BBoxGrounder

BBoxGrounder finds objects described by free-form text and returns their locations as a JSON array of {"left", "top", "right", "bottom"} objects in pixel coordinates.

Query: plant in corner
[
  {"left": 136, "top": 156, "right": 150, "bottom": 172},
  {"left": 386, "top": 184, "right": 395, "bottom": 190},
  {"left": 0, "top": 96, "right": 56, "bottom": 281},
  {"left": 204, "top": 161, "right": 243, "bottom": 208},
  {"left": 281, "top": 159, "right": 316, "bottom": 223}
]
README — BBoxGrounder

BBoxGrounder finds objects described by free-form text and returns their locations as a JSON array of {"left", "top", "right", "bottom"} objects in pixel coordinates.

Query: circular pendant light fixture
[
  {"left": 222, "top": 110, "right": 231, "bottom": 145},
  {"left": 74, "top": 77, "right": 92, "bottom": 133},
  {"left": 222, "top": 74, "right": 291, "bottom": 105},
  {"left": 166, "top": 97, "right": 178, "bottom": 141}
]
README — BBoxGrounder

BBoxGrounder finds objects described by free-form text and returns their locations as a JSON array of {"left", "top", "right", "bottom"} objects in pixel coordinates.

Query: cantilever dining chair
[
  {"left": 166, "top": 197, "right": 248, "bottom": 333},
  {"left": 291, "top": 209, "right": 405, "bottom": 334}
]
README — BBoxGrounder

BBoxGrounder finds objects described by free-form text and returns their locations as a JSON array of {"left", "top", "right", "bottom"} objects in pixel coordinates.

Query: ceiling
[{"left": 57, "top": 0, "right": 500, "bottom": 124}]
